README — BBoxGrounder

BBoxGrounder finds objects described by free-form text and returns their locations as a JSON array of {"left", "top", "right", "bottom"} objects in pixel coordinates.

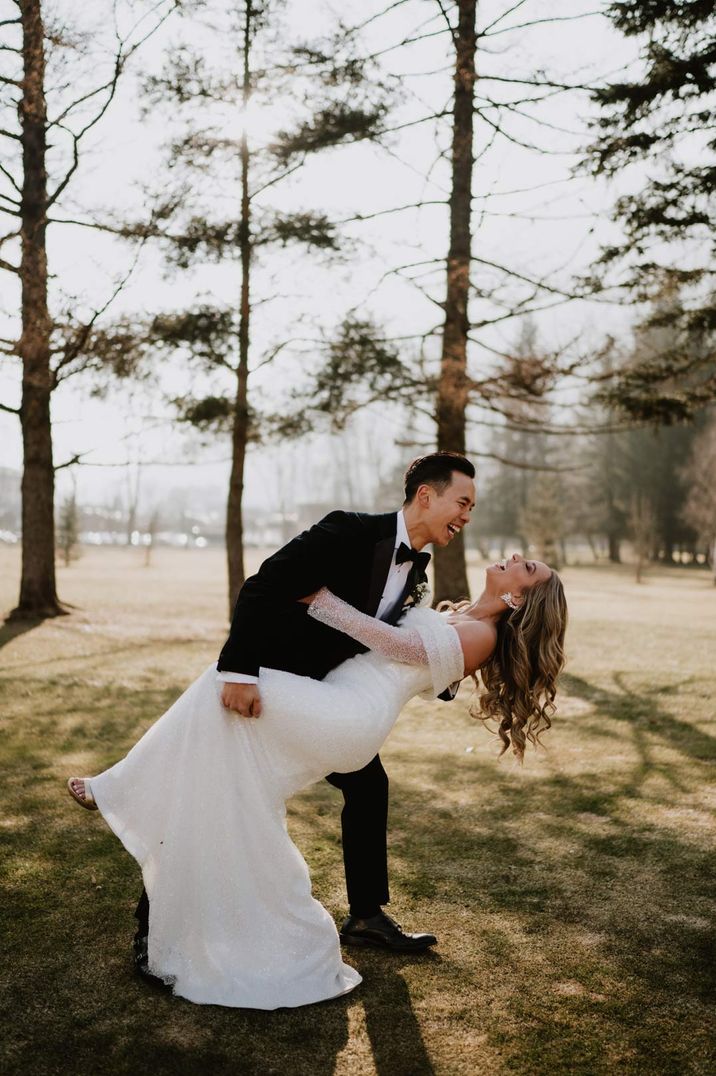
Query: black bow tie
[{"left": 395, "top": 542, "right": 431, "bottom": 576}]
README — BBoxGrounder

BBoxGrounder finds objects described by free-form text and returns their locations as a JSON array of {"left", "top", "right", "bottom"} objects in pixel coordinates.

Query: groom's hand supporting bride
[
  {"left": 222, "top": 592, "right": 318, "bottom": 717},
  {"left": 222, "top": 681, "right": 262, "bottom": 718}
]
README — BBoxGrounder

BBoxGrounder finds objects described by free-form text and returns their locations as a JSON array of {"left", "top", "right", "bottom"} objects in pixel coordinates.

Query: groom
[{"left": 134, "top": 451, "right": 475, "bottom": 968}]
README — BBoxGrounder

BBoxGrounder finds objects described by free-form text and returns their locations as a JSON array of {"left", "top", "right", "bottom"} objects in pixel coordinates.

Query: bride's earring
[{"left": 500, "top": 592, "right": 521, "bottom": 611}]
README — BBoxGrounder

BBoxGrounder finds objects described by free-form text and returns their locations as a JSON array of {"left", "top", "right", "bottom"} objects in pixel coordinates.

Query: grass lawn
[{"left": 1, "top": 546, "right": 714, "bottom": 1075}]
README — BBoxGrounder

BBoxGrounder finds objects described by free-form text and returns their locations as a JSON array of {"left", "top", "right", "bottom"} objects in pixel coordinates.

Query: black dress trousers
[{"left": 325, "top": 753, "right": 390, "bottom": 917}]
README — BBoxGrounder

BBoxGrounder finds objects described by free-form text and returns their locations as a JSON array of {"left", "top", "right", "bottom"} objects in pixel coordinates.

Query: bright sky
[{"left": 0, "top": 0, "right": 639, "bottom": 516}]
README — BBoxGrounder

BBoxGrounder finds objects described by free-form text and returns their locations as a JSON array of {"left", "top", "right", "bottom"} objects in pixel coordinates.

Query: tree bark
[
  {"left": 607, "top": 531, "right": 621, "bottom": 564},
  {"left": 225, "top": 0, "right": 252, "bottom": 616},
  {"left": 434, "top": 0, "right": 476, "bottom": 603},
  {"left": 11, "top": 0, "right": 64, "bottom": 619}
]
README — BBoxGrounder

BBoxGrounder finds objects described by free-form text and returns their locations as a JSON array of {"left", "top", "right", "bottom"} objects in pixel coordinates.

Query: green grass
[{"left": 1, "top": 547, "right": 714, "bottom": 1075}]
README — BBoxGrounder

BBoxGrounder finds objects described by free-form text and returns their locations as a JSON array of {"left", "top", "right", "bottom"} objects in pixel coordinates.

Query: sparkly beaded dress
[{"left": 88, "top": 597, "right": 464, "bottom": 1010}]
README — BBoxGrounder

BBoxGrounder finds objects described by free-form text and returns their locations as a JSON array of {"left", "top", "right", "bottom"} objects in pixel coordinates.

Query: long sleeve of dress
[{"left": 307, "top": 588, "right": 430, "bottom": 666}]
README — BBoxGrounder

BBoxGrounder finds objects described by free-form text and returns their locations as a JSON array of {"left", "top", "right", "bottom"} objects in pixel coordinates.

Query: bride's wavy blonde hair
[{"left": 439, "top": 571, "right": 567, "bottom": 762}]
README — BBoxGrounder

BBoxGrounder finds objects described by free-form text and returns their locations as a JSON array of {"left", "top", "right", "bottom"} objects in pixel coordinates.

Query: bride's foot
[{"left": 67, "top": 777, "right": 98, "bottom": 811}]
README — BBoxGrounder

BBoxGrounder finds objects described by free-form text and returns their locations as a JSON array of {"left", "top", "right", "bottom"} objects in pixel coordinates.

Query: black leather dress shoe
[{"left": 339, "top": 912, "right": 437, "bottom": 952}]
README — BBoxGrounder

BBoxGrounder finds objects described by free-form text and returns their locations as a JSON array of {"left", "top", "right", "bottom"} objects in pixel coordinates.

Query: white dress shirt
[{"left": 217, "top": 510, "right": 415, "bottom": 685}]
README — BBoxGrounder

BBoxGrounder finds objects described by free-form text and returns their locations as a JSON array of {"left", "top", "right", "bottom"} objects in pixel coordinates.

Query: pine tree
[
  {"left": 681, "top": 416, "right": 716, "bottom": 582},
  {"left": 128, "top": 1, "right": 391, "bottom": 612},
  {"left": 586, "top": 0, "right": 716, "bottom": 419},
  {"left": 57, "top": 489, "right": 79, "bottom": 568}
]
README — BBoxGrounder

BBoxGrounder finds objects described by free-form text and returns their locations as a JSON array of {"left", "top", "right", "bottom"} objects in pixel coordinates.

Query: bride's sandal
[{"left": 67, "top": 777, "right": 98, "bottom": 811}]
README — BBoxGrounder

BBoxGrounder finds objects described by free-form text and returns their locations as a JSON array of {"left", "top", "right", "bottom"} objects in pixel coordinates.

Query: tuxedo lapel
[
  {"left": 366, "top": 535, "right": 396, "bottom": 616},
  {"left": 362, "top": 513, "right": 398, "bottom": 617}
]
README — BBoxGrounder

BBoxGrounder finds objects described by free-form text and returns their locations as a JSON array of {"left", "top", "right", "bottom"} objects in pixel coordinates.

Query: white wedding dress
[{"left": 89, "top": 602, "right": 464, "bottom": 1010}]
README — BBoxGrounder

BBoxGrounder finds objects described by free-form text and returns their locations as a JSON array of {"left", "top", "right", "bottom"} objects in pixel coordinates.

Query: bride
[{"left": 68, "top": 554, "right": 566, "bottom": 1010}]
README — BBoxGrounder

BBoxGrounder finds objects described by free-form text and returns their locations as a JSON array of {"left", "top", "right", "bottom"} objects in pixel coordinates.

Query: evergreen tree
[
  {"left": 586, "top": 0, "right": 716, "bottom": 419},
  {"left": 127, "top": 1, "right": 391, "bottom": 611},
  {"left": 57, "top": 489, "right": 79, "bottom": 568},
  {"left": 473, "top": 321, "right": 563, "bottom": 557},
  {"left": 292, "top": 1, "right": 602, "bottom": 601},
  {"left": 681, "top": 415, "right": 716, "bottom": 581}
]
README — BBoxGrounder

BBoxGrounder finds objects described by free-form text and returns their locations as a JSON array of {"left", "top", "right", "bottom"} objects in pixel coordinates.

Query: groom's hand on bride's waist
[{"left": 221, "top": 682, "right": 262, "bottom": 718}]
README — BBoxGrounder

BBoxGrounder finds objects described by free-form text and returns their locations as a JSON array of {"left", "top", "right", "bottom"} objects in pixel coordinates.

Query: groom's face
[{"left": 419, "top": 471, "right": 475, "bottom": 546}]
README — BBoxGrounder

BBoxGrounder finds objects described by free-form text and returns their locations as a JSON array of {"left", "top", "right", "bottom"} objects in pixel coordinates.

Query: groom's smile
[{"left": 405, "top": 470, "right": 476, "bottom": 549}]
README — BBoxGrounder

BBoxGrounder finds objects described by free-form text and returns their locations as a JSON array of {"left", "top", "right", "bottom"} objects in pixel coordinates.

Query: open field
[{"left": 1, "top": 546, "right": 714, "bottom": 1075}]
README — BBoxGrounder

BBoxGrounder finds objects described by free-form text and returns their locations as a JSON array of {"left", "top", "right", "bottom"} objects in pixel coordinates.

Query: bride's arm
[
  {"left": 307, "top": 589, "right": 495, "bottom": 677},
  {"left": 306, "top": 588, "right": 430, "bottom": 665}
]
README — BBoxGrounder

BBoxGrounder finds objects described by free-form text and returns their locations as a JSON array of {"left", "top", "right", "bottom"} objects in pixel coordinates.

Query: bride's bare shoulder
[{"left": 452, "top": 619, "right": 496, "bottom": 675}]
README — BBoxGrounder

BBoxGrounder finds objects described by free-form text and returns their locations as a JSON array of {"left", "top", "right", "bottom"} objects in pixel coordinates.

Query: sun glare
[{"left": 238, "top": 100, "right": 294, "bottom": 145}]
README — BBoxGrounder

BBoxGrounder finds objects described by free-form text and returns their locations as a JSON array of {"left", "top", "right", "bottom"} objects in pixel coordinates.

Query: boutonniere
[{"left": 405, "top": 581, "right": 431, "bottom": 608}]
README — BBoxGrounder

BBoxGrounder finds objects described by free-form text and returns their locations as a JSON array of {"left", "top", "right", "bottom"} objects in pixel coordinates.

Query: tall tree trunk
[
  {"left": 605, "top": 427, "right": 621, "bottom": 563},
  {"left": 11, "top": 0, "right": 64, "bottom": 619},
  {"left": 226, "top": 0, "right": 252, "bottom": 616},
  {"left": 607, "top": 531, "right": 621, "bottom": 564},
  {"left": 434, "top": 0, "right": 476, "bottom": 603}
]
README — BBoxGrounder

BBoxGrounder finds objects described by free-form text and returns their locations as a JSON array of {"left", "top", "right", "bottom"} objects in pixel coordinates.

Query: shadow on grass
[
  {"left": 0, "top": 614, "right": 40, "bottom": 653},
  {"left": 350, "top": 951, "right": 438, "bottom": 1076},
  {"left": 563, "top": 671, "right": 716, "bottom": 765},
  {"left": 3, "top": 634, "right": 209, "bottom": 676}
]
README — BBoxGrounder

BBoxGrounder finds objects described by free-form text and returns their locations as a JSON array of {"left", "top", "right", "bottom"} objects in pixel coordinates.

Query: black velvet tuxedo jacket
[{"left": 217, "top": 510, "right": 418, "bottom": 682}]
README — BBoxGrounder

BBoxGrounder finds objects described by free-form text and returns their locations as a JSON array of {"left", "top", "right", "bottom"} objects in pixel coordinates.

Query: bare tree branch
[
  {"left": 344, "top": 0, "right": 415, "bottom": 35},
  {"left": 477, "top": 73, "right": 593, "bottom": 92},
  {"left": 483, "top": 11, "right": 603, "bottom": 38},
  {"left": 479, "top": 0, "right": 532, "bottom": 37},
  {"left": 47, "top": 1, "right": 178, "bottom": 208},
  {"left": 0, "top": 161, "right": 21, "bottom": 193},
  {"left": 248, "top": 340, "right": 292, "bottom": 375},
  {"left": 54, "top": 451, "right": 90, "bottom": 471},
  {"left": 433, "top": 0, "right": 457, "bottom": 44},
  {"left": 471, "top": 257, "right": 586, "bottom": 301},
  {"left": 396, "top": 433, "right": 588, "bottom": 470},
  {"left": 468, "top": 449, "right": 588, "bottom": 472},
  {"left": 338, "top": 199, "right": 447, "bottom": 225},
  {"left": 378, "top": 109, "right": 450, "bottom": 136},
  {"left": 0, "top": 400, "right": 20, "bottom": 414},
  {"left": 48, "top": 70, "right": 124, "bottom": 129},
  {"left": 477, "top": 109, "right": 579, "bottom": 156},
  {"left": 51, "top": 241, "right": 147, "bottom": 384},
  {"left": 362, "top": 26, "right": 452, "bottom": 64},
  {"left": 250, "top": 160, "right": 305, "bottom": 200},
  {"left": 484, "top": 98, "right": 586, "bottom": 139}
]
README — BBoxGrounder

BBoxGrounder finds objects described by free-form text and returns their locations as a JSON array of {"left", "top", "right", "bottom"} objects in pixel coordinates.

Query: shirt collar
[{"left": 395, "top": 510, "right": 410, "bottom": 552}]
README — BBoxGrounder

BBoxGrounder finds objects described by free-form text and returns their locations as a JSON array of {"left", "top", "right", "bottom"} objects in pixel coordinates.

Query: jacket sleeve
[{"left": 217, "top": 512, "right": 367, "bottom": 676}]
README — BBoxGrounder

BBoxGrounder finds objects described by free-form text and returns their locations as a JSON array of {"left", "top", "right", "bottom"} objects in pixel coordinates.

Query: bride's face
[{"left": 486, "top": 552, "right": 551, "bottom": 601}]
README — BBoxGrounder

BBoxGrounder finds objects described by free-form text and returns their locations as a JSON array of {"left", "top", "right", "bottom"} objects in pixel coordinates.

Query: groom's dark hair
[{"left": 403, "top": 452, "right": 475, "bottom": 504}]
